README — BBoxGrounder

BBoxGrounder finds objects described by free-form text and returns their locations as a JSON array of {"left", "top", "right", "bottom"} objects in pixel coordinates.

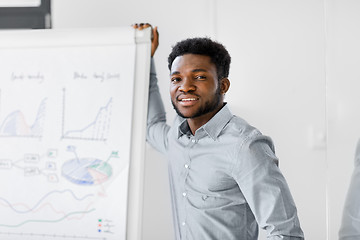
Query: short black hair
[{"left": 168, "top": 37, "right": 231, "bottom": 80}]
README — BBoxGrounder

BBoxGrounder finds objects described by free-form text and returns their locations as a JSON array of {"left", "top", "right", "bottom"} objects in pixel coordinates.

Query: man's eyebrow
[
  {"left": 192, "top": 68, "right": 208, "bottom": 73},
  {"left": 171, "top": 69, "right": 208, "bottom": 75},
  {"left": 170, "top": 71, "right": 180, "bottom": 76}
]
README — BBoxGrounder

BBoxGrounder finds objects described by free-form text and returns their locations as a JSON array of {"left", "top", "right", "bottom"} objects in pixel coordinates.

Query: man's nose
[{"left": 179, "top": 78, "right": 196, "bottom": 92}]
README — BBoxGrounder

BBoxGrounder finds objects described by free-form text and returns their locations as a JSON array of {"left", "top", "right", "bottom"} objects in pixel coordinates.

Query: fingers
[
  {"left": 132, "top": 23, "right": 151, "bottom": 30},
  {"left": 152, "top": 26, "right": 159, "bottom": 41},
  {"left": 132, "top": 23, "right": 159, "bottom": 57},
  {"left": 151, "top": 26, "right": 159, "bottom": 57}
]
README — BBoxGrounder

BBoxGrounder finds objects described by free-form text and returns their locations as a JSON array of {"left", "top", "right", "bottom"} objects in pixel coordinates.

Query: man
[
  {"left": 339, "top": 139, "right": 360, "bottom": 239},
  {"left": 135, "top": 23, "right": 304, "bottom": 240}
]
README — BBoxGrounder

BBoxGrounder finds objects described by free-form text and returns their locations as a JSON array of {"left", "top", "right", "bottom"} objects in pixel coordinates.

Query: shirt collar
[{"left": 177, "top": 104, "right": 233, "bottom": 140}]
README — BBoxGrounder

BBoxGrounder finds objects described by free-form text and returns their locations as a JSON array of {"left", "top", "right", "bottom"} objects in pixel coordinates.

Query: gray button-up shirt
[
  {"left": 147, "top": 59, "right": 304, "bottom": 240},
  {"left": 339, "top": 139, "right": 360, "bottom": 239}
]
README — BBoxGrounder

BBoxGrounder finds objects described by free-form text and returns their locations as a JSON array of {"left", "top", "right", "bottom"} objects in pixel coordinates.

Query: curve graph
[
  {"left": 0, "top": 189, "right": 96, "bottom": 229},
  {"left": 0, "top": 208, "right": 96, "bottom": 228},
  {"left": 0, "top": 189, "right": 94, "bottom": 214},
  {"left": 0, "top": 98, "right": 46, "bottom": 138},
  {"left": 62, "top": 89, "right": 112, "bottom": 141}
]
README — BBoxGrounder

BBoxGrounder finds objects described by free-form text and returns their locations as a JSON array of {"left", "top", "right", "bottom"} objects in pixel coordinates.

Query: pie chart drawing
[{"left": 62, "top": 158, "right": 112, "bottom": 185}]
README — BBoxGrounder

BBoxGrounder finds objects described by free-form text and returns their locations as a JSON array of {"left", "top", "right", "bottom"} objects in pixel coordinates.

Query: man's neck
[{"left": 186, "top": 104, "right": 224, "bottom": 135}]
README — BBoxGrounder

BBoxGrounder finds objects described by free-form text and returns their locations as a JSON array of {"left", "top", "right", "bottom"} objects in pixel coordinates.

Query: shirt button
[
  {"left": 184, "top": 164, "right": 189, "bottom": 169},
  {"left": 182, "top": 192, "right": 187, "bottom": 197},
  {"left": 191, "top": 139, "right": 196, "bottom": 143},
  {"left": 182, "top": 222, "right": 186, "bottom": 226}
]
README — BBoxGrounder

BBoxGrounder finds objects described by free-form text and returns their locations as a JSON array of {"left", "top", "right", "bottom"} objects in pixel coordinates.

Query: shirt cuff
[{"left": 150, "top": 57, "right": 156, "bottom": 75}]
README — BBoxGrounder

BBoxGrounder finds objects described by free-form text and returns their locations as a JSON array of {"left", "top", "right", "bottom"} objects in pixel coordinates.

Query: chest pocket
[{"left": 185, "top": 165, "right": 244, "bottom": 210}]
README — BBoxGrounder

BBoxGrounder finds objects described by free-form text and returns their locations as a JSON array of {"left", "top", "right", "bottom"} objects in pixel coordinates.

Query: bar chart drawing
[
  {"left": 62, "top": 89, "right": 112, "bottom": 142},
  {"left": 0, "top": 98, "right": 47, "bottom": 139}
]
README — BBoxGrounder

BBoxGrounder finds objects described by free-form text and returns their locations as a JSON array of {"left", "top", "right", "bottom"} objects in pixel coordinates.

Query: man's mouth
[
  {"left": 177, "top": 96, "right": 199, "bottom": 106},
  {"left": 179, "top": 98, "right": 198, "bottom": 102}
]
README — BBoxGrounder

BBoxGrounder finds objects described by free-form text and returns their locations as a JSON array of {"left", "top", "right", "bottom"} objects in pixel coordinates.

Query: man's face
[{"left": 170, "top": 54, "right": 223, "bottom": 120}]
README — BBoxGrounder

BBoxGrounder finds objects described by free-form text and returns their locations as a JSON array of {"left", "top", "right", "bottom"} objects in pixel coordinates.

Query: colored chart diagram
[
  {"left": 62, "top": 158, "right": 113, "bottom": 185},
  {"left": 0, "top": 98, "right": 46, "bottom": 138}
]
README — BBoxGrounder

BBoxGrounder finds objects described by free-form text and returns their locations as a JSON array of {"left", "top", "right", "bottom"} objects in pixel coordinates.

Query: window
[{"left": 0, "top": 0, "right": 51, "bottom": 29}]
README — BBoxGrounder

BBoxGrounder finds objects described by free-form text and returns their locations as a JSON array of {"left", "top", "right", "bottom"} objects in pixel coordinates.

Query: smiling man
[
  {"left": 169, "top": 52, "right": 229, "bottom": 134},
  {"left": 137, "top": 23, "right": 304, "bottom": 240}
]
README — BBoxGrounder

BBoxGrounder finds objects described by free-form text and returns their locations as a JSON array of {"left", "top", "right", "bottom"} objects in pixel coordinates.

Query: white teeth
[{"left": 181, "top": 98, "right": 197, "bottom": 101}]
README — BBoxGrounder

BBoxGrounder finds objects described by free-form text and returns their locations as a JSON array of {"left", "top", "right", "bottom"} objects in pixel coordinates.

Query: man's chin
[
  {"left": 174, "top": 109, "right": 193, "bottom": 119},
  {"left": 172, "top": 103, "right": 201, "bottom": 119},
  {"left": 176, "top": 111, "right": 191, "bottom": 119}
]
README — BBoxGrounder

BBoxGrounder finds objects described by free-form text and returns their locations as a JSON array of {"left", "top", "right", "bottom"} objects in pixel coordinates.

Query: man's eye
[
  {"left": 171, "top": 77, "right": 181, "bottom": 82},
  {"left": 195, "top": 75, "right": 206, "bottom": 80}
]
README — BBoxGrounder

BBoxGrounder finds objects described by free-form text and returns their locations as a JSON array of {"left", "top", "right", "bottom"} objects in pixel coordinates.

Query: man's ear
[{"left": 220, "top": 78, "right": 230, "bottom": 95}]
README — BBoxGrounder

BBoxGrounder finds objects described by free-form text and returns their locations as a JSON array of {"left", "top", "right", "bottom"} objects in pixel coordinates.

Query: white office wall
[{"left": 51, "top": 0, "right": 359, "bottom": 239}]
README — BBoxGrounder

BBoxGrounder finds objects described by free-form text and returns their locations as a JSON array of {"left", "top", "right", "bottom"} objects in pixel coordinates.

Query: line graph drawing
[
  {"left": 0, "top": 208, "right": 96, "bottom": 228},
  {"left": 0, "top": 189, "right": 94, "bottom": 214},
  {"left": 0, "top": 189, "right": 96, "bottom": 229},
  {"left": 62, "top": 89, "right": 112, "bottom": 141},
  {"left": 0, "top": 97, "right": 47, "bottom": 139}
]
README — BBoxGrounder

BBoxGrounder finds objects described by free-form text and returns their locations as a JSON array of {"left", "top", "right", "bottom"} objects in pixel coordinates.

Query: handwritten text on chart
[
  {"left": 11, "top": 72, "right": 45, "bottom": 83},
  {"left": 73, "top": 72, "right": 120, "bottom": 82}
]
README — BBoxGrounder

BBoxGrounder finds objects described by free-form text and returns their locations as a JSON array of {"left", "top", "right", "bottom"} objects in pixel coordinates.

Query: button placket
[{"left": 180, "top": 136, "right": 192, "bottom": 239}]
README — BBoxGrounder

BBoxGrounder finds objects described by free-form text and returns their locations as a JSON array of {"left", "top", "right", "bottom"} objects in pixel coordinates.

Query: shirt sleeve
[
  {"left": 231, "top": 131, "right": 304, "bottom": 239},
  {"left": 146, "top": 58, "right": 170, "bottom": 154},
  {"left": 339, "top": 139, "right": 360, "bottom": 240}
]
